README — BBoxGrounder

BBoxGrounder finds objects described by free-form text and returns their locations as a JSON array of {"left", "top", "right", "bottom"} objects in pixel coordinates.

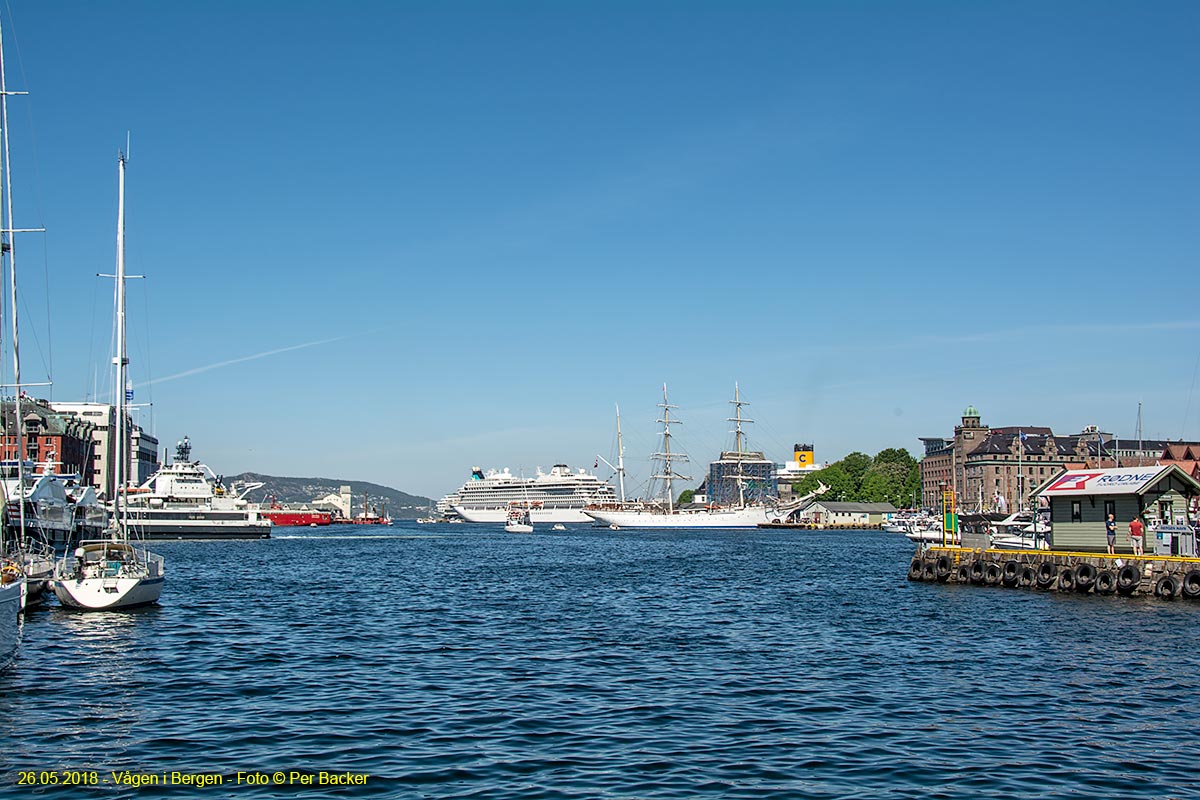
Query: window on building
[{"left": 1071, "top": 500, "right": 1081, "bottom": 523}]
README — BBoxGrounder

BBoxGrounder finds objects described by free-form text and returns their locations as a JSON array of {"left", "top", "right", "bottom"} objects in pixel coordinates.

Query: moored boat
[
  {"left": 53, "top": 152, "right": 165, "bottom": 610},
  {"left": 0, "top": 558, "right": 24, "bottom": 671}
]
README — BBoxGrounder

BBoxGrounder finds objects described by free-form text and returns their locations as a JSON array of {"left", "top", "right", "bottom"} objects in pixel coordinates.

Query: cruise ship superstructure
[{"left": 449, "top": 465, "right": 616, "bottom": 523}]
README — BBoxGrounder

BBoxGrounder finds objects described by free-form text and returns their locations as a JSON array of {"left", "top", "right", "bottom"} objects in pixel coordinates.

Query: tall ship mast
[{"left": 649, "top": 385, "right": 690, "bottom": 512}]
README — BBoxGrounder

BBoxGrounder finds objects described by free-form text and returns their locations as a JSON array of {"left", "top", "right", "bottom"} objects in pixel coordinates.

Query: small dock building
[{"left": 1034, "top": 465, "right": 1200, "bottom": 553}]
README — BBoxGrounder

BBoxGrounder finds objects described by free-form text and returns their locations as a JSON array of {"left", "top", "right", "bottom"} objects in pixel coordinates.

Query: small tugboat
[{"left": 345, "top": 492, "right": 393, "bottom": 525}]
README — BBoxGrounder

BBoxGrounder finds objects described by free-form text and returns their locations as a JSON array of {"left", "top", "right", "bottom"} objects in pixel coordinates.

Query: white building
[{"left": 49, "top": 402, "right": 159, "bottom": 498}]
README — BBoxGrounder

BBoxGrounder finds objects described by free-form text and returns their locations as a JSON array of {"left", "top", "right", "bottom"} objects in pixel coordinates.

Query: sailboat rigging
[
  {"left": 52, "top": 151, "right": 164, "bottom": 610},
  {"left": 0, "top": 13, "right": 31, "bottom": 646}
]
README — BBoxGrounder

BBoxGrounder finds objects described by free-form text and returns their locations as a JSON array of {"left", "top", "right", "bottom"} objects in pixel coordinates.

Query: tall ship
[
  {"left": 449, "top": 464, "right": 617, "bottom": 523},
  {"left": 583, "top": 385, "right": 777, "bottom": 529},
  {"left": 119, "top": 437, "right": 272, "bottom": 539}
]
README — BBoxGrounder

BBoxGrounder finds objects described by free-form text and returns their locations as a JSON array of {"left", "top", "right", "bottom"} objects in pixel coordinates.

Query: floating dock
[{"left": 909, "top": 546, "right": 1200, "bottom": 600}]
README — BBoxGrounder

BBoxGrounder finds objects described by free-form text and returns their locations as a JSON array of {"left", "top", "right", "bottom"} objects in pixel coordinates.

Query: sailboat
[
  {"left": 583, "top": 385, "right": 775, "bottom": 529},
  {"left": 53, "top": 152, "right": 164, "bottom": 610},
  {"left": 503, "top": 470, "right": 535, "bottom": 533}
]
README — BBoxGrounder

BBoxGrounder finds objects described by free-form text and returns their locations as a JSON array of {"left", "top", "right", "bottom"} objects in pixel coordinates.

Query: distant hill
[{"left": 226, "top": 472, "right": 433, "bottom": 520}]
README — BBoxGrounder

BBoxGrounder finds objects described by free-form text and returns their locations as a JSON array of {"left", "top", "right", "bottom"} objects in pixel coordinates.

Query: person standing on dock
[
  {"left": 1129, "top": 516, "right": 1145, "bottom": 556},
  {"left": 1105, "top": 514, "right": 1117, "bottom": 555}
]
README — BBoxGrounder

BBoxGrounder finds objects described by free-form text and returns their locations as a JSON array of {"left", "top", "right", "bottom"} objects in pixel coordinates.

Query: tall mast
[
  {"left": 651, "top": 384, "right": 689, "bottom": 512},
  {"left": 113, "top": 152, "right": 128, "bottom": 532},
  {"left": 615, "top": 403, "right": 626, "bottom": 504},
  {"left": 0, "top": 18, "right": 27, "bottom": 545},
  {"left": 727, "top": 383, "right": 754, "bottom": 507}
]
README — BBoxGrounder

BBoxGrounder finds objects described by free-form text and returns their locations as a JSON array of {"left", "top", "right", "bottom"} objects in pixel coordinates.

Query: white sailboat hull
[
  {"left": 53, "top": 574, "right": 163, "bottom": 610},
  {"left": 584, "top": 505, "right": 770, "bottom": 529},
  {"left": 53, "top": 543, "right": 165, "bottom": 611},
  {"left": 0, "top": 576, "right": 25, "bottom": 671},
  {"left": 454, "top": 506, "right": 594, "bottom": 524}
]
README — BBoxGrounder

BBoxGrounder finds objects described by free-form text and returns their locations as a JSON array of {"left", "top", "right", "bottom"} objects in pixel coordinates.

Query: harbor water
[{"left": 4, "top": 525, "right": 1199, "bottom": 798}]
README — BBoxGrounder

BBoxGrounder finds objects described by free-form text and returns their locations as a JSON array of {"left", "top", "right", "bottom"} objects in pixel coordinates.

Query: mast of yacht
[
  {"left": 112, "top": 152, "right": 129, "bottom": 538},
  {"left": 651, "top": 384, "right": 689, "bottom": 512},
  {"left": 727, "top": 383, "right": 753, "bottom": 508},
  {"left": 0, "top": 18, "right": 29, "bottom": 549}
]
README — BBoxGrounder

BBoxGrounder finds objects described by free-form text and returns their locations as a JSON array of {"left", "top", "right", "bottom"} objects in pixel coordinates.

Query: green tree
[
  {"left": 904, "top": 462, "right": 921, "bottom": 509},
  {"left": 861, "top": 460, "right": 911, "bottom": 506},
  {"left": 874, "top": 447, "right": 916, "bottom": 468},
  {"left": 840, "top": 452, "right": 873, "bottom": 500},
  {"left": 677, "top": 489, "right": 695, "bottom": 506}
]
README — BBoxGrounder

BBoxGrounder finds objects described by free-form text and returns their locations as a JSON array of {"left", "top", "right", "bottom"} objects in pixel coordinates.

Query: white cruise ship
[{"left": 449, "top": 465, "right": 617, "bottom": 523}]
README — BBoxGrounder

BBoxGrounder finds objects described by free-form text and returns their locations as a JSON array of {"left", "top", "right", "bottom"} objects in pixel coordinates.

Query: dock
[{"left": 909, "top": 546, "right": 1200, "bottom": 600}]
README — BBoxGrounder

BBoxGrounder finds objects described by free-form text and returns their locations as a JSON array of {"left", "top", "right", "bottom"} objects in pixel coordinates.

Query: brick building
[{"left": 0, "top": 398, "right": 99, "bottom": 486}]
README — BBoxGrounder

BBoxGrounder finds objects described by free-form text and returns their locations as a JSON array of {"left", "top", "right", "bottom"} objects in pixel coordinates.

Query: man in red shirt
[{"left": 1129, "top": 516, "right": 1145, "bottom": 556}]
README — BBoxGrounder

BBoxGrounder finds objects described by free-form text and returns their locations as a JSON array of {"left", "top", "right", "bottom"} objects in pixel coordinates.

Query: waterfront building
[
  {"left": 1033, "top": 465, "right": 1200, "bottom": 553},
  {"left": 917, "top": 406, "right": 988, "bottom": 509},
  {"left": 796, "top": 501, "right": 898, "bottom": 527},
  {"left": 0, "top": 398, "right": 99, "bottom": 482},
  {"left": 918, "top": 406, "right": 1126, "bottom": 513},
  {"left": 706, "top": 449, "right": 777, "bottom": 506},
  {"left": 48, "top": 401, "right": 159, "bottom": 499},
  {"left": 961, "top": 428, "right": 1104, "bottom": 514},
  {"left": 1160, "top": 443, "right": 1200, "bottom": 482}
]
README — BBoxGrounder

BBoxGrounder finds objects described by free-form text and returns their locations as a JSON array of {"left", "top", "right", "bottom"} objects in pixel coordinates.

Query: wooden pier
[{"left": 908, "top": 546, "right": 1200, "bottom": 600}]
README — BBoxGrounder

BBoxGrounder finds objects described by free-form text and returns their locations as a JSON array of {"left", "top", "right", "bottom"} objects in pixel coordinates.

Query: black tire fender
[
  {"left": 1074, "top": 562, "right": 1097, "bottom": 592},
  {"left": 1058, "top": 567, "right": 1077, "bottom": 592},
  {"left": 908, "top": 558, "right": 924, "bottom": 581},
  {"left": 1094, "top": 569, "right": 1117, "bottom": 595},
  {"left": 1181, "top": 570, "right": 1200, "bottom": 600},
  {"left": 1117, "top": 564, "right": 1141, "bottom": 594},
  {"left": 1018, "top": 566, "right": 1036, "bottom": 588},
  {"left": 1155, "top": 574, "right": 1179, "bottom": 600},
  {"left": 935, "top": 555, "right": 953, "bottom": 582}
]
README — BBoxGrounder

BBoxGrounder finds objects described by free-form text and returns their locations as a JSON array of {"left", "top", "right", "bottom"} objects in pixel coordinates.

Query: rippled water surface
[{"left": 4, "top": 525, "right": 1200, "bottom": 798}]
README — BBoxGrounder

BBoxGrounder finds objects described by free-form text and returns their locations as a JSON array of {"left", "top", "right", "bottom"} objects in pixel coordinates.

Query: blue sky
[{"left": 0, "top": 1, "right": 1196, "bottom": 501}]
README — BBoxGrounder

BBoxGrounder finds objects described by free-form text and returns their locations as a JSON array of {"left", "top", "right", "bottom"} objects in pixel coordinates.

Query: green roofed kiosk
[{"left": 1032, "top": 465, "right": 1200, "bottom": 554}]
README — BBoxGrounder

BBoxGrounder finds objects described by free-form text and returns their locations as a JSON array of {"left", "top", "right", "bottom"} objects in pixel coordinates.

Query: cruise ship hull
[
  {"left": 453, "top": 506, "right": 594, "bottom": 524},
  {"left": 583, "top": 505, "right": 770, "bottom": 529}
]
